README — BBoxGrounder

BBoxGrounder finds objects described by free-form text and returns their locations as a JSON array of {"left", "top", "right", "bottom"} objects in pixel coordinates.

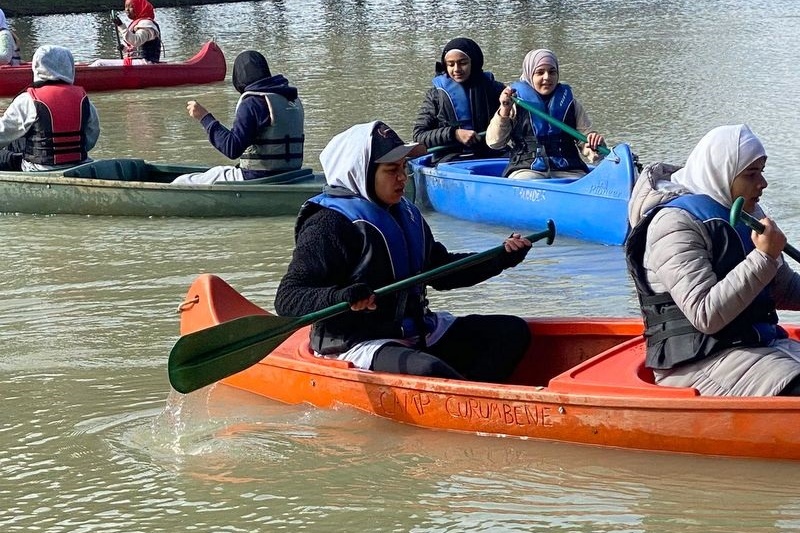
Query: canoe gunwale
[
  {"left": 240, "top": 332, "right": 800, "bottom": 410},
  {"left": 0, "top": 163, "right": 323, "bottom": 216}
]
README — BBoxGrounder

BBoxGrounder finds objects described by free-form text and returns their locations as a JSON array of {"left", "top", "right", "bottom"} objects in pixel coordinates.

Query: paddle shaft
[
  {"left": 512, "top": 96, "right": 611, "bottom": 157},
  {"left": 731, "top": 201, "right": 800, "bottom": 263},
  {"left": 168, "top": 222, "right": 556, "bottom": 393},
  {"left": 111, "top": 10, "right": 124, "bottom": 59},
  {"left": 294, "top": 220, "right": 556, "bottom": 328}
]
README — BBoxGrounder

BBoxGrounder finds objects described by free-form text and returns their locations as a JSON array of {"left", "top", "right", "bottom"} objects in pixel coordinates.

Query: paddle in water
[
  {"left": 511, "top": 96, "right": 612, "bottom": 157},
  {"left": 168, "top": 220, "right": 557, "bottom": 394},
  {"left": 729, "top": 196, "right": 800, "bottom": 262}
]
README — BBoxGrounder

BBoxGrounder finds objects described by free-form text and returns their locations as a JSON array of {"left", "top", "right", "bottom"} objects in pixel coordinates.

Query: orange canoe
[
  {"left": 0, "top": 41, "right": 226, "bottom": 96},
  {"left": 178, "top": 274, "right": 800, "bottom": 461}
]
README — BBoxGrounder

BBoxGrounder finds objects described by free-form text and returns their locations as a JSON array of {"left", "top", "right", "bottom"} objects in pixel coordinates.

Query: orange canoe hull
[{"left": 178, "top": 274, "right": 800, "bottom": 460}]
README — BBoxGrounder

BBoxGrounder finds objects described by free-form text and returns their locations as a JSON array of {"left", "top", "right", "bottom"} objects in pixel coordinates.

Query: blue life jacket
[
  {"left": 509, "top": 81, "right": 587, "bottom": 173},
  {"left": 311, "top": 193, "right": 426, "bottom": 281},
  {"left": 298, "top": 190, "right": 433, "bottom": 353},
  {"left": 432, "top": 72, "right": 497, "bottom": 131}
]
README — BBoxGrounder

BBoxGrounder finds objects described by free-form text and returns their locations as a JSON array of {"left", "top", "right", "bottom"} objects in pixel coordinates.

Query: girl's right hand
[
  {"left": 499, "top": 87, "right": 515, "bottom": 116},
  {"left": 754, "top": 217, "right": 787, "bottom": 260}
]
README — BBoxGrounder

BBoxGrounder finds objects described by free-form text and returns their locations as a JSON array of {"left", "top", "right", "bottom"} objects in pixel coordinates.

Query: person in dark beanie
[
  {"left": 275, "top": 120, "right": 533, "bottom": 382},
  {"left": 412, "top": 37, "right": 507, "bottom": 163},
  {"left": 173, "top": 50, "right": 304, "bottom": 184}
]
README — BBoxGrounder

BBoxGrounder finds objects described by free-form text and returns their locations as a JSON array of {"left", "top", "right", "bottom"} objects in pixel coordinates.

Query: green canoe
[{"left": 0, "top": 159, "right": 324, "bottom": 217}]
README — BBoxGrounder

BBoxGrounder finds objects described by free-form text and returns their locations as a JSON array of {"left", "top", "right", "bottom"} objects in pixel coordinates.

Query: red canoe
[
  {"left": 177, "top": 274, "right": 800, "bottom": 461},
  {"left": 0, "top": 41, "right": 226, "bottom": 96}
]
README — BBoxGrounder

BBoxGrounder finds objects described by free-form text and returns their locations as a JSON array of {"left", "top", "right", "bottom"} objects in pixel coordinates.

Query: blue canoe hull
[{"left": 408, "top": 144, "right": 637, "bottom": 245}]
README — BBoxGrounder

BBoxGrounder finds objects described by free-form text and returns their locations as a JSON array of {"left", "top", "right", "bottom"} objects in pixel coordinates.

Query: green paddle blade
[{"left": 168, "top": 314, "right": 302, "bottom": 394}]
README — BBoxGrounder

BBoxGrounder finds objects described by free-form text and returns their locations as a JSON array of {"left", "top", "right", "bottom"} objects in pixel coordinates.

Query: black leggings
[{"left": 370, "top": 314, "right": 530, "bottom": 382}]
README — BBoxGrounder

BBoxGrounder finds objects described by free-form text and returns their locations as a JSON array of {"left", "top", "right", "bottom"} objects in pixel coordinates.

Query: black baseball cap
[{"left": 371, "top": 121, "right": 427, "bottom": 163}]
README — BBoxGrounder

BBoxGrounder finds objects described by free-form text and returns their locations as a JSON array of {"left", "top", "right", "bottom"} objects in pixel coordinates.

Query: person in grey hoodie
[
  {"left": 0, "top": 45, "right": 99, "bottom": 172},
  {"left": 626, "top": 124, "right": 800, "bottom": 396}
]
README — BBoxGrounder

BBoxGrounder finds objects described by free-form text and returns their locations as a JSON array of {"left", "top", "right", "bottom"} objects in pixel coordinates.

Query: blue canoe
[{"left": 408, "top": 144, "right": 638, "bottom": 245}]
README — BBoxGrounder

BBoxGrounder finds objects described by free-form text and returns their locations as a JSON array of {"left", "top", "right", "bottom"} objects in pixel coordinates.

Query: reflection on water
[{"left": 3, "top": 0, "right": 800, "bottom": 531}]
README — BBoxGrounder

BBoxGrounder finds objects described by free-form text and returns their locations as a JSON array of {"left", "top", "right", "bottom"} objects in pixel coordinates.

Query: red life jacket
[{"left": 24, "top": 84, "right": 90, "bottom": 166}]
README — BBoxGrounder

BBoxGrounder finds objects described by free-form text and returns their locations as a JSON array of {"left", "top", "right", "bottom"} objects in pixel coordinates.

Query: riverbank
[{"left": 4, "top": 0, "right": 247, "bottom": 17}]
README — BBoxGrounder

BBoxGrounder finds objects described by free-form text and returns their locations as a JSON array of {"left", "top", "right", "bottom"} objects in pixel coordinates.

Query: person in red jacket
[{"left": 0, "top": 45, "right": 100, "bottom": 171}]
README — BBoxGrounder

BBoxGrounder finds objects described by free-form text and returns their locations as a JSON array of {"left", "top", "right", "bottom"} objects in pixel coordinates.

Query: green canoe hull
[{"left": 0, "top": 159, "right": 324, "bottom": 217}]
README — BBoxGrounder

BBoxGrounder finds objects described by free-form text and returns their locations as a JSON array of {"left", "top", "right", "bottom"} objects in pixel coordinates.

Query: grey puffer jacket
[
  {"left": 627, "top": 163, "right": 800, "bottom": 395},
  {"left": 628, "top": 163, "right": 800, "bottom": 335}
]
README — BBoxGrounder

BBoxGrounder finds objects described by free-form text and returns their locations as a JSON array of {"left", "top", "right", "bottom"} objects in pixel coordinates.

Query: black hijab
[
  {"left": 436, "top": 37, "right": 484, "bottom": 80},
  {"left": 232, "top": 50, "right": 272, "bottom": 94},
  {"left": 434, "top": 37, "right": 493, "bottom": 132}
]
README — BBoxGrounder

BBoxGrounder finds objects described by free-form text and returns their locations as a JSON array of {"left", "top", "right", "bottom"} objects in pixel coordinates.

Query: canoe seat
[
  {"left": 65, "top": 159, "right": 149, "bottom": 181},
  {"left": 296, "top": 340, "right": 355, "bottom": 369},
  {"left": 226, "top": 168, "right": 314, "bottom": 185},
  {"left": 548, "top": 337, "right": 699, "bottom": 397},
  {"left": 439, "top": 159, "right": 507, "bottom": 177}
]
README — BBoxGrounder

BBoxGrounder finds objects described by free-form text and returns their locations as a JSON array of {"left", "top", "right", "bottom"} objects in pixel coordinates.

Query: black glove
[
  {"left": 338, "top": 283, "right": 374, "bottom": 305},
  {"left": 500, "top": 245, "right": 531, "bottom": 269},
  {"left": 113, "top": 15, "right": 124, "bottom": 27}
]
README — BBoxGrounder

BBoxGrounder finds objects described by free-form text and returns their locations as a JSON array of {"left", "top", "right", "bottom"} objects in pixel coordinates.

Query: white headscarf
[
  {"left": 671, "top": 124, "right": 766, "bottom": 208},
  {"left": 32, "top": 45, "right": 76, "bottom": 84},
  {"left": 0, "top": 9, "right": 8, "bottom": 31},
  {"left": 319, "top": 121, "right": 375, "bottom": 200},
  {"left": 520, "top": 48, "right": 558, "bottom": 86}
]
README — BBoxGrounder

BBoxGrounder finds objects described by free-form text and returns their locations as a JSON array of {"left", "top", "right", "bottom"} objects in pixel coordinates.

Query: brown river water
[{"left": 3, "top": 1, "right": 800, "bottom": 531}]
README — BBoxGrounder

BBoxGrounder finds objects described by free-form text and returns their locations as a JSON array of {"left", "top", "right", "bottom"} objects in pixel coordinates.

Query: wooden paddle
[
  {"left": 729, "top": 196, "right": 800, "bottom": 262},
  {"left": 511, "top": 96, "right": 611, "bottom": 157},
  {"left": 168, "top": 220, "right": 556, "bottom": 394}
]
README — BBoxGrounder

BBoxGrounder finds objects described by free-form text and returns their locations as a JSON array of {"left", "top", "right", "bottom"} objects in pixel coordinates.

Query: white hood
[
  {"left": 318, "top": 121, "right": 376, "bottom": 200},
  {"left": 670, "top": 124, "right": 765, "bottom": 209},
  {"left": 32, "top": 45, "right": 75, "bottom": 85}
]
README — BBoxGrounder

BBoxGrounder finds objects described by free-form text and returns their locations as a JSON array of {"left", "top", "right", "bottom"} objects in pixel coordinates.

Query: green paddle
[
  {"left": 168, "top": 220, "right": 557, "bottom": 394},
  {"left": 511, "top": 96, "right": 611, "bottom": 157},
  {"left": 729, "top": 196, "right": 800, "bottom": 262}
]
